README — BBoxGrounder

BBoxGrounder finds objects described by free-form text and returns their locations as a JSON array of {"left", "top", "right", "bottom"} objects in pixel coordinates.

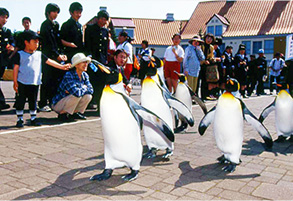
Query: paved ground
[{"left": 0, "top": 80, "right": 293, "bottom": 200}]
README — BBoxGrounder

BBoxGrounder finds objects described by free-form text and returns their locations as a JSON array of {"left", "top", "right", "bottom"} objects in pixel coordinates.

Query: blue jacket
[
  {"left": 52, "top": 69, "right": 93, "bottom": 105},
  {"left": 183, "top": 45, "right": 205, "bottom": 77}
]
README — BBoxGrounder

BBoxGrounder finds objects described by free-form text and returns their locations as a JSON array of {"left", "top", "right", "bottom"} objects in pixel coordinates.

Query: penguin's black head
[
  {"left": 225, "top": 77, "right": 240, "bottom": 92},
  {"left": 105, "top": 68, "right": 121, "bottom": 85},
  {"left": 91, "top": 59, "right": 120, "bottom": 85},
  {"left": 145, "top": 60, "right": 157, "bottom": 77},
  {"left": 276, "top": 76, "right": 289, "bottom": 90},
  {"left": 174, "top": 71, "right": 186, "bottom": 82}
]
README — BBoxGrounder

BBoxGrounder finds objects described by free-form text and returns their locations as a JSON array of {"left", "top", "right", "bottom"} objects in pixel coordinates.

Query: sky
[{"left": 1, "top": 0, "right": 200, "bottom": 32}]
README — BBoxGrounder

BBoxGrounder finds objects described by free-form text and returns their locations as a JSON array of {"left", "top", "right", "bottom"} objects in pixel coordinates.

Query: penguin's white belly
[
  {"left": 214, "top": 98, "right": 243, "bottom": 163},
  {"left": 141, "top": 80, "right": 173, "bottom": 150},
  {"left": 100, "top": 89, "right": 142, "bottom": 169},
  {"left": 275, "top": 98, "right": 293, "bottom": 136},
  {"left": 174, "top": 83, "right": 192, "bottom": 112}
]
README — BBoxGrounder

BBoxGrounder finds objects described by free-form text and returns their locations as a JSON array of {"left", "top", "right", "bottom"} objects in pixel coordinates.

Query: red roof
[
  {"left": 206, "top": 14, "right": 230, "bottom": 26},
  {"left": 182, "top": 0, "right": 293, "bottom": 39},
  {"left": 132, "top": 18, "right": 187, "bottom": 45}
]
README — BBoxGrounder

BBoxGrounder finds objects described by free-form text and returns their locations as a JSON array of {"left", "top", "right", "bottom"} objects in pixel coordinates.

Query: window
[
  {"left": 215, "top": 25, "right": 222, "bottom": 36},
  {"left": 207, "top": 26, "right": 214, "bottom": 35},
  {"left": 242, "top": 41, "right": 251, "bottom": 55},
  {"left": 264, "top": 40, "right": 274, "bottom": 54},
  {"left": 115, "top": 28, "right": 134, "bottom": 38},
  {"left": 253, "top": 41, "right": 262, "bottom": 54}
]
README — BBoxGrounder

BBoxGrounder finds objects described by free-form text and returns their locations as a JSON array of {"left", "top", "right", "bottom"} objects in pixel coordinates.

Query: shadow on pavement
[
  {"left": 243, "top": 139, "right": 293, "bottom": 156},
  {"left": 13, "top": 155, "right": 146, "bottom": 200},
  {"left": 174, "top": 161, "right": 260, "bottom": 189}
]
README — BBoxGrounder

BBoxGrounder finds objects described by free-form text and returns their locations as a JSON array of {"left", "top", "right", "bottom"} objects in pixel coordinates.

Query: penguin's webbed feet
[
  {"left": 162, "top": 148, "right": 173, "bottom": 159},
  {"left": 217, "top": 155, "right": 229, "bottom": 164},
  {"left": 90, "top": 169, "right": 113, "bottom": 181},
  {"left": 122, "top": 169, "right": 139, "bottom": 181},
  {"left": 222, "top": 163, "right": 237, "bottom": 173},
  {"left": 174, "top": 123, "right": 188, "bottom": 133},
  {"left": 274, "top": 135, "right": 287, "bottom": 143},
  {"left": 143, "top": 148, "right": 157, "bottom": 159}
]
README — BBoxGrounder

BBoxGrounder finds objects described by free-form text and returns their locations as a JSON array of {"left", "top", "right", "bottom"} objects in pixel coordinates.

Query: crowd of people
[
  {"left": 179, "top": 34, "right": 290, "bottom": 101},
  {"left": 0, "top": 2, "right": 292, "bottom": 128}
]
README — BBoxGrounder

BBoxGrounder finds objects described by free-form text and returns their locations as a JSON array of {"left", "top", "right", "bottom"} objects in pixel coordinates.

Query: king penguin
[
  {"left": 259, "top": 82, "right": 293, "bottom": 142},
  {"left": 141, "top": 64, "right": 194, "bottom": 159},
  {"left": 89, "top": 60, "right": 174, "bottom": 181},
  {"left": 173, "top": 71, "right": 207, "bottom": 133},
  {"left": 198, "top": 77, "right": 273, "bottom": 172}
]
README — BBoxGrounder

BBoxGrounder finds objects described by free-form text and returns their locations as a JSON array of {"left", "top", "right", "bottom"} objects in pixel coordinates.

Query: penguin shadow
[
  {"left": 13, "top": 155, "right": 146, "bottom": 200},
  {"left": 174, "top": 131, "right": 197, "bottom": 135},
  {"left": 174, "top": 161, "right": 260, "bottom": 189},
  {"left": 243, "top": 139, "right": 293, "bottom": 156},
  {"left": 0, "top": 108, "right": 15, "bottom": 115},
  {"left": 83, "top": 110, "right": 101, "bottom": 118}
]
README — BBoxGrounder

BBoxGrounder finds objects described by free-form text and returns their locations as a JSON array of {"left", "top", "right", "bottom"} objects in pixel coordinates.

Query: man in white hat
[{"left": 52, "top": 53, "right": 93, "bottom": 122}]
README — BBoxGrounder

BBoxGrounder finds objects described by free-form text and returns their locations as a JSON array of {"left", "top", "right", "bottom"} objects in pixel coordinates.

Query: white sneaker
[{"left": 39, "top": 105, "right": 52, "bottom": 112}]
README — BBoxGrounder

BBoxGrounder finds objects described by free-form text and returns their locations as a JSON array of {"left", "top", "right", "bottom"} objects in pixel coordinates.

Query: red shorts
[
  {"left": 124, "top": 64, "right": 133, "bottom": 80},
  {"left": 164, "top": 61, "right": 180, "bottom": 79}
]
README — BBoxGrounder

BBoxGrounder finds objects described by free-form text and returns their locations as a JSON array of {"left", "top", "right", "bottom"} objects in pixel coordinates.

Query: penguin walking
[
  {"left": 198, "top": 78, "right": 273, "bottom": 172},
  {"left": 89, "top": 60, "right": 174, "bottom": 181},
  {"left": 259, "top": 82, "right": 293, "bottom": 142},
  {"left": 141, "top": 64, "right": 194, "bottom": 159},
  {"left": 173, "top": 71, "right": 207, "bottom": 133}
]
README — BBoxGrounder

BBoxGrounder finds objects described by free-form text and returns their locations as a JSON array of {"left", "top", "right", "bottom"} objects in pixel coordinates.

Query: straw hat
[
  {"left": 71, "top": 53, "right": 91, "bottom": 68},
  {"left": 189, "top": 35, "right": 204, "bottom": 44}
]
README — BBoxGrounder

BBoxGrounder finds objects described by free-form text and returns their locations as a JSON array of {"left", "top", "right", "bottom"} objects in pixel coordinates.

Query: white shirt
[
  {"left": 164, "top": 45, "right": 184, "bottom": 61},
  {"left": 139, "top": 48, "right": 152, "bottom": 62},
  {"left": 17, "top": 51, "right": 43, "bottom": 85},
  {"left": 117, "top": 41, "right": 133, "bottom": 64},
  {"left": 109, "top": 37, "right": 116, "bottom": 51},
  {"left": 269, "top": 58, "right": 285, "bottom": 76}
]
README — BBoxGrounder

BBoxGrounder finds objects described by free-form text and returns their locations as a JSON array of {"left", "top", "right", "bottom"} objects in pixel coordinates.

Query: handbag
[
  {"left": 206, "top": 64, "right": 219, "bottom": 83},
  {"left": 3, "top": 69, "right": 13, "bottom": 81}
]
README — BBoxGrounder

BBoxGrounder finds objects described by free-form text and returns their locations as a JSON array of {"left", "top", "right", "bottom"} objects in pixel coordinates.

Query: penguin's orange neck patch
[
  {"left": 278, "top": 90, "right": 291, "bottom": 98},
  {"left": 104, "top": 85, "right": 115, "bottom": 94},
  {"left": 222, "top": 92, "right": 235, "bottom": 99},
  {"left": 143, "top": 76, "right": 155, "bottom": 84},
  {"left": 116, "top": 73, "right": 123, "bottom": 84}
]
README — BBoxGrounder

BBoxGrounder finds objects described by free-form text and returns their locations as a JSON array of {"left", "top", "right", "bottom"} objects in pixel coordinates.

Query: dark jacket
[
  {"left": 247, "top": 59, "right": 258, "bottom": 77},
  {"left": 0, "top": 26, "right": 14, "bottom": 71},
  {"left": 222, "top": 51, "right": 234, "bottom": 77},
  {"left": 255, "top": 56, "right": 267, "bottom": 77},
  {"left": 85, "top": 24, "right": 108, "bottom": 65},
  {"left": 40, "top": 19, "right": 62, "bottom": 60},
  {"left": 60, "top": 18, "right": 83, "bottom": 59}
]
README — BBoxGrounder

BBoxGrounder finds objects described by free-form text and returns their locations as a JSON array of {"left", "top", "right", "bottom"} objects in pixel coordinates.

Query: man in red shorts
[{"left": 163, "top": 33, "right": 184, "bottom": 93}]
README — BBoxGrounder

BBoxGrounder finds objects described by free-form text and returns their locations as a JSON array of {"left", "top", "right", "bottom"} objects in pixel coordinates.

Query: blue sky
[{"left": 2, "top": 0, "right": 200, "bottom": 32}]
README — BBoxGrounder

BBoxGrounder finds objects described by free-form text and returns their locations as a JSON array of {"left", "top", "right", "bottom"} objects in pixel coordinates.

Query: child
[{"left": 13, "top": 30, "right": 70, "bottom": 128}]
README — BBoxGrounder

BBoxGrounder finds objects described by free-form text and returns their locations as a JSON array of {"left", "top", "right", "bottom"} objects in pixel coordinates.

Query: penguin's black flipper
[
  {"left": 186, "top": 84, "right": 208, "bottom": 114},
  {"left": 259, "top": 99, "right": 276, "bottom": 123},
  {"left": 157, "top": 84, "right": 194, "bottom": 127},
  {"left": 157, "top": 74, "right": 170, "bottom": 93},
  {"left": 239, "top": 100, "right": 273, "bottom": 148},
  {"left": 174, "top": 110, "right": 179, "bottom": 128},
  {"left": 198, "top": 106, "right": 216, "bottom": 135},
  {"left": 119, "top": 92, "right": 175, "bottom": 142}
]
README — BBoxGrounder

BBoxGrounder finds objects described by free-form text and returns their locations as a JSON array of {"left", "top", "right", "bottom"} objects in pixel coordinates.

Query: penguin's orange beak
[{"left": 98, "top": 64, "right": 111, "bottom": 74}]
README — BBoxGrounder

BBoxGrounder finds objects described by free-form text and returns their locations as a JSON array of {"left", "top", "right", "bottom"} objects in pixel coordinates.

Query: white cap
[{"left": 71, "top": 53, "right": 91, "bottom": 68}]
